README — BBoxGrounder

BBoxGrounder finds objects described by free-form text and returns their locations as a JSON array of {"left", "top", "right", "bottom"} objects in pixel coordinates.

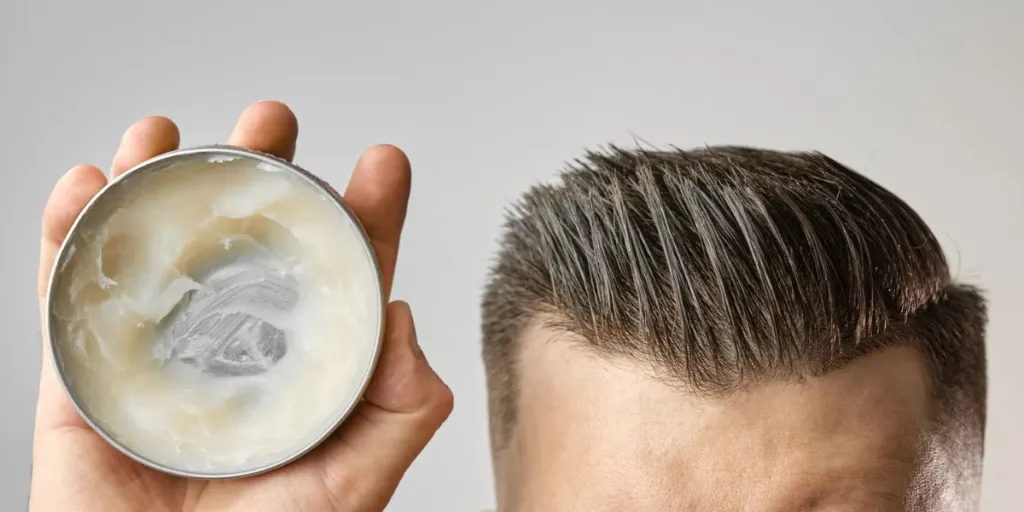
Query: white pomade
[{"left": 48, "top": 150, "right": 383, "bottom": 476}]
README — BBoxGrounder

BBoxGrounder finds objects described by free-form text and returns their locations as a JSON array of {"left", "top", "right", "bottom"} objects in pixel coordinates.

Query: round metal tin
[{"left": 43, "top": 145, "right": 386, "bottom": 479}]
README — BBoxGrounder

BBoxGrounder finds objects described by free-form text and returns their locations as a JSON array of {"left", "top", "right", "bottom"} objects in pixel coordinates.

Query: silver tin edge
[{"left": 43, "top": 145, "right": 388, "bottom": 480}]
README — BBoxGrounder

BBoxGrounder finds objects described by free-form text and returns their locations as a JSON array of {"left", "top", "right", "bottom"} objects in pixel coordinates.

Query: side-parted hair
[{"left": 481, "top": 146, "right": 987, "bottom": 508}]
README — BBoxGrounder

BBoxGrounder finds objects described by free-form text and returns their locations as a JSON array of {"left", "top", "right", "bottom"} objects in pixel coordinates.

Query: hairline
[{"left": 480, "top": 145, "right": 987, "bottom": 506}]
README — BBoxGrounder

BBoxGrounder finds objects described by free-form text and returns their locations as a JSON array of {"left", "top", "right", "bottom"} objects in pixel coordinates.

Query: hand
[{"left": 31, "top": 101, "right": 454, "bottom": 512}]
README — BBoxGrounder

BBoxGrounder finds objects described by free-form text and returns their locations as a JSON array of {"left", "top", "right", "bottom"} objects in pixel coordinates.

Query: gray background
[{"left": 2, "top": 1, "right": 1021, "bottom": 510}]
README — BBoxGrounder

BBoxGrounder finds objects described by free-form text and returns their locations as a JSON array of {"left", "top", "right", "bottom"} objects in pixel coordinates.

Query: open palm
[{"left": 31, "top": 101, "right": 453, "bottom": 512}]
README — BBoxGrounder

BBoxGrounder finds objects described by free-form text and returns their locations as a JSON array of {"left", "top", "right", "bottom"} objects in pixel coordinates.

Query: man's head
[{"left": 481, "top": 147, "right": 987, "bottom": 511}]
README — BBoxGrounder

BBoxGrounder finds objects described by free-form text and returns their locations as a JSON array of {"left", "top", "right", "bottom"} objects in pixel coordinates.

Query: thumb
[{"left": 315, "top": 300, "right": 453, "bottom": 511}]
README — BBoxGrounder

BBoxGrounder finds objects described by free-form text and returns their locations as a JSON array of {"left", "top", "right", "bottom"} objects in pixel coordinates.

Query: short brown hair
[{"left": 481, "top": 146, "right": 987, "bottom": 504}]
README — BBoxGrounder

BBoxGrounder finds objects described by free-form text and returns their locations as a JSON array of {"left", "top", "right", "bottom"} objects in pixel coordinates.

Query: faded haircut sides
[{"left": 481, "top": 146, "right": 987, "bottom": 504}]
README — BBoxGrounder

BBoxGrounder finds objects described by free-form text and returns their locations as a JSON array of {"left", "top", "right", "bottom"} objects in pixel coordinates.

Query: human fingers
[
  {"left": 36, "top": 164, "right": 108, "bottom": 433},
  {"left": 343, "top": 145, "right": 412, "bottom": 299},
  {"left": 110, "top": 116, "right": 180, "bottom": 178},
  {"left": 227, "top": 100, "right": 299, "bottom": 161}
]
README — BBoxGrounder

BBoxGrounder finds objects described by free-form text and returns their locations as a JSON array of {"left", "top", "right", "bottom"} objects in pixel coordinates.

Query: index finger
[
  {"left": 343, "top": 145, "right": 412, "bottom": 299},
  {"left": 38, "top": 165, "right": 108, "bottom": 302},
  {"left": 36, "top": 165, "right": 109, "bottom": 433}
]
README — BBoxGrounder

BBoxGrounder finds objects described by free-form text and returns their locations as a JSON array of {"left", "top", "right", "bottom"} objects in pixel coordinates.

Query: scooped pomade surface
[{"left": 48, "top": 150, "right": 383, "bottom": 475}]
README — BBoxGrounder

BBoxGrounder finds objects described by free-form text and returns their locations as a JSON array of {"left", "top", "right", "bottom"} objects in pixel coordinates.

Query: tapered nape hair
[{"left": 481, "top": 146, "right": 987, "bottom": 498}]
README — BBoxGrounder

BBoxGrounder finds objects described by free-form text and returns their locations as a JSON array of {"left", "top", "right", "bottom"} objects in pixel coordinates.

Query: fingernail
[
  {"left": 408, "top": 327, "right": 424, "bottom": 359},
  {"left": 402, "top": 302, "right": 424, "bottom": 359}
]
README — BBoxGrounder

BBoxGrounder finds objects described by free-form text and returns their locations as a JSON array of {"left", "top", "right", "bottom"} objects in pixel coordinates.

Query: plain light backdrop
[{"left": 2, "top": 1, "right": 1021, "bottom": 510}]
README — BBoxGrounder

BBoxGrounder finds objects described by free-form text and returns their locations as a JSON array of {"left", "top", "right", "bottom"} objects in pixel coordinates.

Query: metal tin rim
[{"left": 44, "top": 145, "right": 387, "bottom": 479}]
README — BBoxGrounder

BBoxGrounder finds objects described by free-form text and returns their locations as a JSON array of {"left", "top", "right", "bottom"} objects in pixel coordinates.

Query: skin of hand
[{"left": 30, "top": 101, "right": 454, "bottom": 512}]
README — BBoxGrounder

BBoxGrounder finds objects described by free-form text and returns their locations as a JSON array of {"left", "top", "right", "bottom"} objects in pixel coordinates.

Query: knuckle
[
  {"left": 320, "top": 464, "right": 362, "bottom": 511},
  {"left": 428, "top": 380, "right": 455, "bottom": 421}
]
